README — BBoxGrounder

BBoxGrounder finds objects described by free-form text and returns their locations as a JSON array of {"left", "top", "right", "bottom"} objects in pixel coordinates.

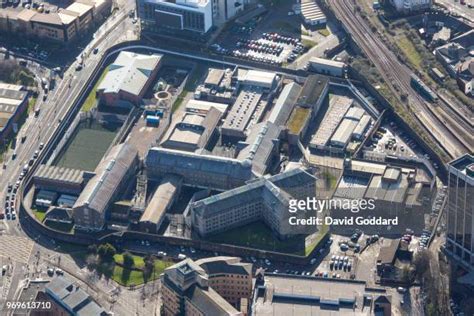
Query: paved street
[
  {"left": 436, "top": 0, "right": 474, "bottom": 23},
  {"left": 0, "top": 1, "right": 138, "bottom": 313}
]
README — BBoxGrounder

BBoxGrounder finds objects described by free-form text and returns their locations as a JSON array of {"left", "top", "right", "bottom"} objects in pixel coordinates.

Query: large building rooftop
[
  {"left": 97, "top": 51, "right": 162, "bottom": 97},
  {"left": 140, "top": 175, "right": 182, "bottom": 226},
  {"left": 267, "top": 82, "right": 301, "bottom": 126},
  {"left": 296, "top": 74, "right": 329, "bottom": 108},
  {"left": 73, "top": 143, "right": 138, "bottom": 215},
  {"left": 221, "top": 87, "right": 263, "bottom": 135},
  {"left": 253, "top": 274, "right": 388, "bottom": 315},
  {"left": 0, "top": 84, "right": 28, "bottom": 131}
]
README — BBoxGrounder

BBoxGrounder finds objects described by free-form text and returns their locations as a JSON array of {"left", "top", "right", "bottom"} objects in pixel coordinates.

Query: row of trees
[{"left": 85, "top": 243, "right": 158, "bottom": 282}]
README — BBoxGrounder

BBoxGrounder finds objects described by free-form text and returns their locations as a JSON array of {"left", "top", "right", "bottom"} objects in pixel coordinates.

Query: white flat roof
[{"left": 310, "top": 57, "right": 345, "bottom": 69}]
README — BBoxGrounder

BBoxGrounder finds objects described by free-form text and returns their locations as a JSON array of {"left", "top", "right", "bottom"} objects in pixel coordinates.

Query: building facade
[
  {"left": 161, "top": 258, "right": 245, "bottom": 316},
  {"left": 72, "top": 143, "right": 139, "bottom": 232},
  {"left": 191, "top": 168, "right": 317, "bottom": 239},
  {"left": 0, "top": 83, "right": 28, "bottom": 144},
  {"left": 138, "top": 0, "right": 213, "bottom": 33},
  {"left": 0, "top": 0, "right": 110, "bottom": 43},
  {"left": 446, "top": 154, "right": 474, "bottom": 271}
]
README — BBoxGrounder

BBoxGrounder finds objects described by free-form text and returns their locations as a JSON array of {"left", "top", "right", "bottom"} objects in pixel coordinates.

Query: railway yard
[{"left": 328, "top": 0, "right": 473, "bottom": 159}]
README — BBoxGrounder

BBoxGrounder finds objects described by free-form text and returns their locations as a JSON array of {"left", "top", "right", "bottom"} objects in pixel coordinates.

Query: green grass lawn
[
  {"left": 112, "top": 255, "right": 173, "bottom": 286},
  {"left": 302, "top": 39, "right": 317, "bottom": 49},
  {"left": 113, "top": 254, "right": 145, "bottom": 269},
  {"left": 317, "top": 28, "right": 331, "bottom": 37},
  {"left": 113, "top": 266, "right": 144, "bottom": 287},
  {"left": 207, "top": 221, "right": 328, "bottom": 256},
  {"left": 33, "top": 208, "right": 46, "bottom": 222},
  {"left": 396, "top": 35, "right": 422, "bottom": 68},
  {"left": 81, "top": 67, "right": 109, "bottom": 112},
  {"left": 322, "top": 171, "right": 338, "bottom": 190},
  {"left": 287, "top": 107, "right": 310, "bottom": 134},
  {"left": 28, "top": 96, "right": 37, "bottom": 114}
]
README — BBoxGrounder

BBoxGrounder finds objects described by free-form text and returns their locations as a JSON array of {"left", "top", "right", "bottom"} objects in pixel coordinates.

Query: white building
[
  {"left": 309, "top": 57, "right": 346, "bottom": 77},
  {"left": 139, "top": 0, "right": 213, "bottom": 33},
  {"left": 390, "top": 0, "right": 432, "bottom": 13},
  {"left": 212, "top": 0, "right": 244, "bottom": 25},
  {"left": 300, "top": 0, "right": 326, "bottom": 26}
]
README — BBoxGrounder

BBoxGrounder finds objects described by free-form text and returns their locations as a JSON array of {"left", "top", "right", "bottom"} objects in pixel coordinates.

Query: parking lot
[
  {"left": 212, "top": 30, "right": 307, "bottom": 66},
  {"left": 212, "top": 0, "right": 326, "bottom": 66},
  {"left": 365, "top": 124, "right": 415, "bottom": 158}
]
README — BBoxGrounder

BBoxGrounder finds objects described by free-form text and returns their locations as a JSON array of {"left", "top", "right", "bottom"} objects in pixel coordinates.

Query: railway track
[{"left": 329, "top": 0, "right": 472, "bottom": 158}]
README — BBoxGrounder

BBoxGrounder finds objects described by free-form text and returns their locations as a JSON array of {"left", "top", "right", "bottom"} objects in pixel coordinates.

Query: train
[{"left": 410, "top": 74, "right": 438, "bottom": 102}]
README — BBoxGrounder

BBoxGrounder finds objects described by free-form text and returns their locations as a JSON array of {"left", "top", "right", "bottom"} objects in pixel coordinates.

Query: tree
[
  {"left": 86, "top": 254, "right": 99, "bottom": 271},
  {"left": 87, "top": 244, "right": 98, "bottom": 254},
  {"left": 97, "top": 243, "right": 116, "bottom": 262},
  {"left": 143, "top": 255, "right": 155, "bottom": 282},
  {"left": 123, "top": 252, "right": 134, "bottom": 269},
  {"left": 413, "top": 250, "right": 430, "bottom": 280}
]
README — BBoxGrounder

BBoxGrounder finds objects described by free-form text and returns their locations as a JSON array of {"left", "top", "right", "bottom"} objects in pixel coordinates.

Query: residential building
[
  {"left": 0, "top": 83, "right": 28, "bottom": 144},
  {"left": 0, "top": 0, "right": 110, "bottom": 42},
  {"left": 456, "top": 59, "right": 473, "bottom": 96},
  {"left": 138, "top": 0, "right": 213, "bottom": 33},
  {"left": 445, "top": 154, "right": 474, "bottom": 272},
  {"left": 73, "top": 143, "right": 139, "bottom": 232},
  {"left": 161, "top": 258, "right": 245, "bottom": 316},
  {"left": 97, "top": 51, "right": 163, "bottom": 107},
  {"left": 191, "top": 168, "right": 317, "bottom": 239},
  {"left": 195, "top": 257, "right": 252, "bottom": 308}
]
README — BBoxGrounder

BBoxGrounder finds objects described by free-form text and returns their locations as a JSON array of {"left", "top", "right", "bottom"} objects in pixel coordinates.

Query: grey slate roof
[
  {"left": 268, "top": 82, "right": 301, "bottom": 126},
  {"left": 296, "top": 74, "right": 329, "bottom": 107},
  {"left": 140, "top": 175, "right": 182, "bottom": 225},
  {"left": 73, "top": 143, "right": 137, "bottom": 214},
  {"left": 97, "top": 51, "right": 162, "bottom": 97},
  {"left": 146, "top": 147, "right": 253, "bottom": 181},
  {"left": 237, "top": 121, "right": 281, "bottom": 176},
  {"left": 34, "top": 165, "right": 85, "bottom": 185},
  {"left": 192, "top": 168, "right": 315, "bottom": 217}
]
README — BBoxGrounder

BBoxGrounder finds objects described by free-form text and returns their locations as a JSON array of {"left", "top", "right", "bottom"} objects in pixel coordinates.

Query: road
[
  {"left": 435, "top": 0, "right": 474, "bottom": 23},
  {"left": 329, "top": 0, "right": 472, "bottom": 159},
  {"left": 0, "top": 2, "right": 138, "bottom": 314}
]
